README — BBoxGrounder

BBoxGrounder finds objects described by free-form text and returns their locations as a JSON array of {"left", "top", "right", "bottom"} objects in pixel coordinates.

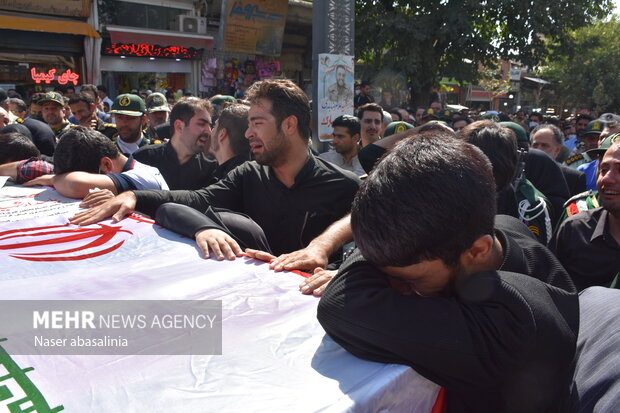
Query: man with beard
[
  {"left": 143, "top": 92, "right": 170, "bottom": 142},
  {"left": 133, "top": 97, "right": 216, "bottom": 190},
  {"left": 39, "top": 91, "right": 72, "bottom": 138},
  {"left": 68, "top": 93, "right": 117, "bottom": 139},
  {"left": 202, "top": 103, "right": 250, "bottom": 183},
  {"left": 69, "top": 79, "right": 361, "bottom": 260},
  {"left": 327, "top": 65, "right": 353, "bottom": 104},
  {"left": 551, "top": 136, "right": 620, "bottom": 290},
  {"left": 110, "top": 94, "right": 151, "bottom": 155}
]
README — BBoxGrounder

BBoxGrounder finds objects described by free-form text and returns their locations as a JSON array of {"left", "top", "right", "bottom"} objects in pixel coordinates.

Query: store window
[
  {"left": 0, "top": 53, "right": 81, "bottom": 101},
  {"left": 106, "top": 2, "right": 188, "bottom": 30}
]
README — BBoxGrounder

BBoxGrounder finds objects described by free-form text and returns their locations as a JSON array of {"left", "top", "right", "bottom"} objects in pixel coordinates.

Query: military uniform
[
  {"left": 95, "top": 118, "right": 117, "bottom": 140},
  {"left": 563, "top": 150, "right": 592, "bottom": 169},
  {"left": 565, "top": 119, "right": 605, "bottom": 169},
  {"left": 143, "top": 126, "right": 163, "bottom": 144},
  {"left": 109, "top": 93, "right": 149, "bottom": 156},
  {"left": 52, "top": 121, "right": 73, "bottom": 140},
  {"left": 113, "top": 131, "right": 151, "bottom": 156},
  {"left": 36, "top": 91, "right": 74, "bottom": 141}
]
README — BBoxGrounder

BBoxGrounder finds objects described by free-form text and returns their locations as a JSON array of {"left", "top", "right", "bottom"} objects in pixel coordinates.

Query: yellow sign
[{"left": 221, "top": 0, "right": 288, "bottom": 56}]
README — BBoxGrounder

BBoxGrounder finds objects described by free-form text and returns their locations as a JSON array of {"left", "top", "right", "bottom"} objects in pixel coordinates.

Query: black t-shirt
[
  {"left": 20, "top": 117, "right": 56, "bottom": 157},
  {"left": 133, "top": 154, "right": 361, "bottom": 256},
  {"left": 133, "top": 141, "right": 216, "bottom": 190},
  {"left": 550, "top": 208, "right": 620, "bottom": 290},
  {"left": 209, "top": 154, "right": 249, "bottom": 185},
  {"left": 318, "top": 215, "right": 579, "bottom": 413}
]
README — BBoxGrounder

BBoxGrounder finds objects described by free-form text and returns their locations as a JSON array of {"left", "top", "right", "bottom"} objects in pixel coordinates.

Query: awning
[
  {"left": 106, "top": 25, "right": 214, "bottom": 50},
  {"left": 522, "top": 76, "right": 552, "bottom": 85},
  {"left": 0, "top": 15, "right": 100, "bottom": 38}
]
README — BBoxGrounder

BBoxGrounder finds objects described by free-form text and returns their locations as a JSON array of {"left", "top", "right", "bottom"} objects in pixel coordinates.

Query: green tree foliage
[
  {"left": 355, "top": 0, "right": 612, "bottom": 107},
  {"left": 541, "top": 19, "right": 620, "bottom": 113}
]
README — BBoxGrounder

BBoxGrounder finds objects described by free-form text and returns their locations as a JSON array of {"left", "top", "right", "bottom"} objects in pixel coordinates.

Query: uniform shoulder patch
[{"left": 564, "top": 153, "right": 584, "bottom": 165}]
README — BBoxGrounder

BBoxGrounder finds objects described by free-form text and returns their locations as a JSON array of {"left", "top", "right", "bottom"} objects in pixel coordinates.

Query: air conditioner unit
[{"left": 175, "top": 15, "right": 207, "bottom": 34}]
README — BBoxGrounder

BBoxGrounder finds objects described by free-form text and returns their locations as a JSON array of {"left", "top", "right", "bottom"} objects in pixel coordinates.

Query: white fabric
[
  {"left": 116, "top": 137, "right": 144, "bottom": 156},
  {"left": 118, "top": 159, "right": 169, "bottom": 191},
  {"left": 0, "top": 187, "right": 441, "bottom": 412},
  {"left": 319, "top": 150, "right": 366, "bottom": 176}
]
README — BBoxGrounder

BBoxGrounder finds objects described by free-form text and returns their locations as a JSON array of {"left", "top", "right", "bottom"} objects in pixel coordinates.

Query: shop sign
[
  {"left": 30, "top": 68, "right": 79, "bottom": 85},
  {"left": 220, "top": 0, "right": 288, "bottom": 56},
  {"left": 103, "top": 43, "right": 200, "bottom": 59}
]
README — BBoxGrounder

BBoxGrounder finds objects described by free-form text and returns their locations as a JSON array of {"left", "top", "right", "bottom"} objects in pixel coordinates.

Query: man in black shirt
[
  {"left": 70, "top": 80, "right": 361, "bottom": 259},
  {"left": 317, "top": 134, "right": 578, "bottom": 413},
  {"left": 133, "top": 97, "right": 217, "bottom": 190},
  {"left": 203, "top": 103, "right": 250, "bottom": 184},
  {"left": 550, "top": 140, "right": 620, "bottom": 290}
]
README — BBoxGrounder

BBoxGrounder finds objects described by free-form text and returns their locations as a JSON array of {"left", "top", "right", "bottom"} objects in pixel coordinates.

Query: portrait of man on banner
[{"left": 318, "top": 54, "right": 354, "bottom": 141}]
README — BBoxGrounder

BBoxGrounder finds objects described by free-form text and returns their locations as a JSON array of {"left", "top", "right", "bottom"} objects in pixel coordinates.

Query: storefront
[
  {"left": 0, "top": 13, "right": 98, "bottom": 101},
  {"left": 99, "top": 25, "right": 214, "bottom": 99}
]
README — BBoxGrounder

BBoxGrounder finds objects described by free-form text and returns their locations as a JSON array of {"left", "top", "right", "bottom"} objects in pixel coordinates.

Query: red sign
[
  {"left": 30, "top": 68, "right": 80, "bottom": 85},
  {"left": 103, "top": 43, "right": 200, "bottom": 59}
]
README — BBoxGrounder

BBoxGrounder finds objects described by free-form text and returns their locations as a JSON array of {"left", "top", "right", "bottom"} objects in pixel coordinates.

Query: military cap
[
  {"left": 384, "top": 121, "right": 414, "bottom": 137},
  {"left": 499, "top": 121, "right": 528, "bottom": 143},
  {"left": 586, "top": 133, "right": 620, "bottom": 158},
  {"left": 421, "top": 108, "right": 439, "bottom": 120},
  {"left": 583, "top": 120, "right": 605, "bottom": 135},
  {"left": 209, "top": 95, "right": 237, "bottom": 106},
  {"left": 145, "top": 92, "right": 170, "bottom": 113},
  {"left": 597, "top": 113, "right": 620, "bottom": 126},
  {"left": 38, "top": 91, "right": 64, "bottom": 106},
  {"left": 111, "top": 94, "right": 146, "bottom": 117}
]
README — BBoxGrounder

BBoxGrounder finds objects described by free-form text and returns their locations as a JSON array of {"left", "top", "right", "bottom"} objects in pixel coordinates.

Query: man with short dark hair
[
  {"left": 77, "top": 84, "right": 111, "bottom": 123},
  {"left": 133, "top": 97, "right": 216, "bottom": 190},
  {"left": 319, "top": 115, "right": 364, "bottom": 176},
  {"left": 357, "top": 103, "right": 383, "bottom": 147},
  {"left": 8, "top": 98, "right": 26, "bottom": 119},
  {"left": 27, "top": 93, "right": 45, "bottom": 122},
  {"left": 529, "top": 112, "right": 544, "bottom": 128},
  {"left": 70, "top": 80, "right": 360, "bottom": 261},
  {"left": 327, "top": 65, "right": 353, "bottom": 104},
  {"left": 354, "top": 82, "right": 374, "bottom": 108},
  {"left": 68, "top": 93, "right": 117, "bottom": 139},
  {"left": 25, "top": 126, "right": 167, "bottom": 199},
  {"left": 551, "top": 137, "right": 620, "bottom": 290},
  {"left": 0, "top": 132, "right": 54, "bottom": 184},
  {"left": 451, "top": 116, "right": 471, "bottom": 133},
  {"left": 97, "top": 85, "right": 113, "bottom": 111},
  {"left": 318, "top": 133, "right": 578, "bottom": 413},
  {"left": 204, "top": 103, "right": 250, "bottom": 182}
]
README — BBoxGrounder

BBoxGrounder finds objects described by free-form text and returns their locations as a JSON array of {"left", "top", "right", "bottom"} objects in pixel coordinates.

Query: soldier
[
  {"left": 68, "top": 93, "right": 117, "bottom": 140},
  {"left": 109, "top": 94, "right": 150, "bottom": 156},
  {"left": 38, "top": 91, "right": 72, "bottom": 139},
  {"left": 564, "top": 119, "right": 605, "bottom": 169},
  {"left": 144, "top": 92, "right": 169, "bottom": 143}
]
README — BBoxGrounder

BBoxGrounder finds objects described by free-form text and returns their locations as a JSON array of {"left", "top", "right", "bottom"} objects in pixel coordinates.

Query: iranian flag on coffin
[
  {"left": 0, "top": 186, "right": 82, "bottom": 223},
  {"left": 0, "top": 186, "right": 444, "bottom": 412},
  {"left": 0, "top": 212, "right": 195, "bottom": 281}
]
